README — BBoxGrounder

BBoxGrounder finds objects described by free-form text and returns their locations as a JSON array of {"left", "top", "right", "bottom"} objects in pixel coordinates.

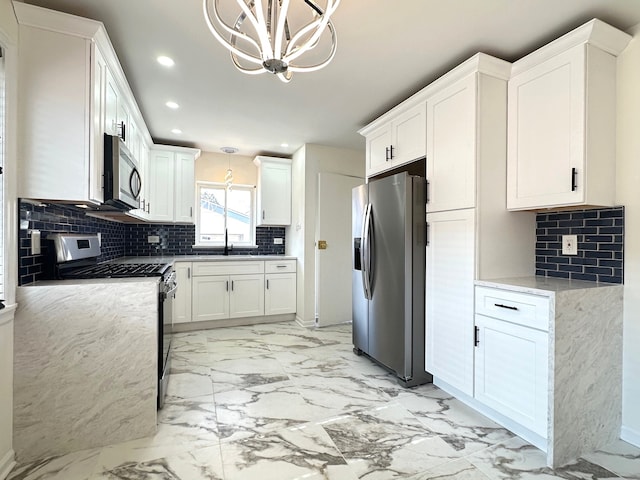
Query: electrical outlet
[
  {"left": 273, "top": 238, "right": 283, "bottom": 245},
  {"left": 148, "top": 235, "right": 160, "bottom": 244},
  {"left": 562, "top": 235, "right": 578, "bottom": 255}
]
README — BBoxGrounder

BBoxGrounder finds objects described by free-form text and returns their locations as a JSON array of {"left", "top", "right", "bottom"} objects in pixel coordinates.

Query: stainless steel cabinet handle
[
  {"left": 262, "top": 210, "right": 265, "bottom": 220},
  {"left": 231, "top": 280, "right": 234, "bottom": 291},
  {"left": 146, "top": 202, "right": 150, "bottom": 214},
  {"left": 266, "top": 279, "right": 270, "bottom": 289},
  {"left": 276, "top": 265, "right": 286, "bottom": 268},
  {"left": 190, "top": 206, "right": 193, "bottom": 217},
  {"left": 226, "top": 281, "right": 229, "bottom": 291},
  {"left": 187, "top": 267, "right": 190, "bottom": 279}
]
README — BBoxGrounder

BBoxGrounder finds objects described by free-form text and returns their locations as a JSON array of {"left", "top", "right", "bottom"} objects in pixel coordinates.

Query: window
[{"left": 196, "top": 182, "right": 255, "bottom": 247}]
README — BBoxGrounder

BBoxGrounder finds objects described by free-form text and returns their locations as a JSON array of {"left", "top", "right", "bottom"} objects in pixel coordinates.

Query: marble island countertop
[{"left": 476, "top": 275, "right": 621, "bottom": 296}]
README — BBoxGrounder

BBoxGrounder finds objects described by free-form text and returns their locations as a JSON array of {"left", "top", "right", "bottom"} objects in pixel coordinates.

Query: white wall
[
  {"left": 616, "top": 22, "right": 640, "bottom": 447},
  {"left": 195, "top": 151, "right": 256, "bottom": 186},
  {"left": 286, "top": 144, "right": 364, "bottom": 326},
  {"left": 0, "top": 0, "right": 18, "bottom": 476}
]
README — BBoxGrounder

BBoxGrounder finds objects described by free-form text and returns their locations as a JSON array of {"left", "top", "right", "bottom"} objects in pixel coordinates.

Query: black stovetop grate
[{"left": 63, "top": 263, "right": 168, "bottom": 279}]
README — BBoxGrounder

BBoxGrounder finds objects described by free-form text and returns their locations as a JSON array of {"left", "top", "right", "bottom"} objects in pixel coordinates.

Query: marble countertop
[
  {"left": 476, "top": 276, "right": 622, "bottom": 296},
  {"left": 110, "top": 255, "right": 297, "bottom": 265},
  {"left": 23, "top": 276, "right": 161, "bottom": 287}
]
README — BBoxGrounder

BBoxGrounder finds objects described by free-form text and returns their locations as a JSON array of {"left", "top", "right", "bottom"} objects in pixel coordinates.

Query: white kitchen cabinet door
[
  {"left": 192, "top": 275, "right": 229, "bottom": 322},
  {"left": 474, "top": 314, "right": 549, "bottom": 438},
  {"left": 229, "top": 274, "right": 265, "bottom": 318},
  {"left": 507, "top": 44, "right": 617, "bottom": 210},
  {"left": 426, "top": 74, "right": 476, "bottom": 212},
  {"left": 148, "top": 150, "right": 175, "bottom": 222},
  {"left": 173, "top": 263, "right": 193, "bottom": 324},
  {"left": 366, "top": 124, "right": 392, "bottom": 176},
  {"left": 90, "top": 45, "right": 107, "bottom": 204},
  {"left": 392, "top": 103, "right": 426, "bottom": 166},
  {"left": 426, "top": 208, "right": 476, "bottom": 396},
  {"left": 255, "top": 157, "right": 292, "bottom": 226},
  {"left": 104, "top": 69, "right": 119, "bottom": 138},
  {"left": 265, "top": 273, "right": 296, "bottom": 315},
  {"left": 363, "top": 104, "right": 426, "bottom": 178},
  {"left": 174, "top": 153, "right": 196, "bottom": 223}
]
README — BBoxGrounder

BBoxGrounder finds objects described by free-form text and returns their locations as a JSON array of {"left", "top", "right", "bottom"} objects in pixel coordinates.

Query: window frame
[{"left": 195, "top": 181, "right": 256, "bottom": 248}]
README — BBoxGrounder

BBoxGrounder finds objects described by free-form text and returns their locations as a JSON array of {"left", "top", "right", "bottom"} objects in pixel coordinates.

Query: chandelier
[{"left": 203, "top": 0, "right": 341, "bottom": 83}]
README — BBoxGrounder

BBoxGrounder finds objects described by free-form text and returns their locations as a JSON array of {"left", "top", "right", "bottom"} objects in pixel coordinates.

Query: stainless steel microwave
[{"left": 104, "top": 134, "right": 141, "bottom": 210}]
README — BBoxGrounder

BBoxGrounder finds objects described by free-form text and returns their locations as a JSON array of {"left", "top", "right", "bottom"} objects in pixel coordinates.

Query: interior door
[{"left": 316, "top": 172, "right": 363, "bottom": 327}]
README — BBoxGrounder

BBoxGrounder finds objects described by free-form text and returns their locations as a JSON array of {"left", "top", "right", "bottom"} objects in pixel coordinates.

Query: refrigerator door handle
[{"left": 362, "top": 203, "right": 373, "bottom": 300}]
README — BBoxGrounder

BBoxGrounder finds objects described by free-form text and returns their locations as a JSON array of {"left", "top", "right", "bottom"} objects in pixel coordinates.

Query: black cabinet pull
[
  {"left": 385, "top": 146, "right": 390, "bottom": 162},
  {"left": 495, "top": 303, "right": 518, "bottom": 311},
  {"left": 474, "top": 326, "right": 480, "bottom": 347},
  {"left": 571, "top": 167, "right": 577, "bottom": 192},
  {"left": 389, "top": 145, "right": 394, "bottom": 160}
]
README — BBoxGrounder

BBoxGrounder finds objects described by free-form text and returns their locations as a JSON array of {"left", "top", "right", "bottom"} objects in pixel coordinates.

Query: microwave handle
[{"left": 130, "top": 167, "right": 142, "bottom": 200}]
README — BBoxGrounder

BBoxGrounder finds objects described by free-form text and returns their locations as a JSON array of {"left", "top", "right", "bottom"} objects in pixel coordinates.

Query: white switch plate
[
  {"left": 562, "top": 235, "right": 578, "bottom": 255},
  {"left": 273, "top": 238, "right": 283, "bottom": 245},
  {"left": 148, "top": 235, "right": 160, "bottom": 244}
]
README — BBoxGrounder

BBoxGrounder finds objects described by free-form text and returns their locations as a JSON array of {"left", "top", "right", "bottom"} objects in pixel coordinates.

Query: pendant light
[{"left": 221, "top": 146, "right": 238, "bottom": 188}]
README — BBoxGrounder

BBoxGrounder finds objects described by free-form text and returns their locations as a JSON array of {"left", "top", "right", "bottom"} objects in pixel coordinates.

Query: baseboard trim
[
  {"left": 173, "top": 314, "right": 296, "bottom": 332},
  {"left": 621, "top": 425, "right": 640, "bottom": 448},
  {"left": 0, "top": 450, "right": 15, "bottom": 480},
  {"left": 295, "top": 315, "right": 315, "bottom": 328}
]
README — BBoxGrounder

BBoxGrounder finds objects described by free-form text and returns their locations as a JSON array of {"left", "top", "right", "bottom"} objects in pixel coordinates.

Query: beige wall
[
  {"left": 616, "top": 22, "right": 640, "bottom": 446},
  {"left": 287, "top": 144, "right": 365, "bottom": 326},
  {"left": 195, "top": 151, "right": 257, "bottom": 186}
]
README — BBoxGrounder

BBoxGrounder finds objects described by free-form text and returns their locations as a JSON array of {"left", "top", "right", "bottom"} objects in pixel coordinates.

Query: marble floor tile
[
  {"left": 214, "top": 380, "right": 340, "bottom": 442},
  {"left": 165, "top": 370, "right": 214, "bottom": 402},
  {"left": 468, "top": 437, "right": 622, "bottom": 480},
  {"left": 582, "top": 439, "right": 640, "bottom": 479},
  {"left": 209, "top": 354, "right": 290, "bottom": 393},
  {"left": 411, "top": 458, "right": 494, "bottom": 480},
  {"left": 92, "top": 445, "right": 225, "bottom": 480},
  {"left": 220, "top": 423, "right": 358, "bottom": 480},
  {"left": 321, "top": 403, "right": 460, "bottom": 478},
  {"left": 207, "top": 338, "right": 273, "bottom": 361},
  {"left": 8, "top": 449, "right": 101, "bottom": 480}
]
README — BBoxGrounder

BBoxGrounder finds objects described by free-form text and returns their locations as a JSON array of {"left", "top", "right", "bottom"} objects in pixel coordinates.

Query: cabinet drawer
[
  {"left": 265, "top": 260, "right": 296, "bottom": 273},
  {"left": 192, "top": 261, "right": 264, "bottom": 276},
  {"left": 475, "top": 286, "right": 550, "bottom": 331}
]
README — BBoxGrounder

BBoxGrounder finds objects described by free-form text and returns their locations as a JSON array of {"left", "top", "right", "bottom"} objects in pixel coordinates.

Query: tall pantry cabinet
[{"left": 422, "top": 55, "right": 535, "bottom": 396}]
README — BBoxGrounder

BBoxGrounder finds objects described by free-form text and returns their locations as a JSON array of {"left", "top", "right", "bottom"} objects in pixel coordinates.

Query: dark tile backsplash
[
  {"left": 536, "top": 207, "right": 624, "bottom": 284},
  {"left": 19, "top": 200, "right": 286, "bottom": 285}
]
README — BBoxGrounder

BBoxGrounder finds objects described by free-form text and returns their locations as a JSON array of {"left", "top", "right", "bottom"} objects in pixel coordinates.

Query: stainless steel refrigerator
[{"left": 352, "top": 172, "right": 432, "bottom": 387}]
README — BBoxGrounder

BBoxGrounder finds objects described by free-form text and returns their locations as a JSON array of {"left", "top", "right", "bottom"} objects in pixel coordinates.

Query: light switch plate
[
  {"left": 562, "top": 235, "right": 578, "bottom": 255},
  {"left": 273, "top": 238, "right": 283, "bottom": 245},
  {"left": 148, "top": 235, "right": 160, "bottom": 244}
]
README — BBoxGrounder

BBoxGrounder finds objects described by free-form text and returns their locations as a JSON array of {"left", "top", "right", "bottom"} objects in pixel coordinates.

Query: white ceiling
[{"left": 19, "top": 0, "right": 640, "bottom": 158}]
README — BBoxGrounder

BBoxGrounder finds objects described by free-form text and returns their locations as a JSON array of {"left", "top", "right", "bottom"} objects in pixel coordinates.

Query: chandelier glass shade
[{"left": 203, "top": 0, "right": 340, "bottom": 82}]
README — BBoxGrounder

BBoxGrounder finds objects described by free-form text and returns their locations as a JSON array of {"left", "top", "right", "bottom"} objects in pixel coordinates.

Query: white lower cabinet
[
  {"left": 474, "top": 314, "right": 549, "bottom": 438},
  {"left": 173, "top": 263, "right": 192, "bottom": 324},
  {"left": 179, "top": 259, "right": 296, "bottom": 324},
  {"left": 470, "top": 282, "right": 623, "bottom": 467}
]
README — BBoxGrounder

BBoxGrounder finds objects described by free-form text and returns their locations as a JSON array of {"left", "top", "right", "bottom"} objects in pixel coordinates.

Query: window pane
[
  {"left": 227, "top": 188, "right": 251, "bottom": 244},
  {"left": 199, "top": 186, "right": 226, "bottom": 243}
]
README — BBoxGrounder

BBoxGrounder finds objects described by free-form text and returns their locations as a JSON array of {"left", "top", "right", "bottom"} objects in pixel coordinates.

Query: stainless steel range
[{"left": 44, "top": 233, "right": 176, "bottom": 409}]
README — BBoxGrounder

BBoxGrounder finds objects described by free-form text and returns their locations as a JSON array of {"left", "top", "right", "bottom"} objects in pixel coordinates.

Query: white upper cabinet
[
  {"left": 426, "top": 75, "right": 477, "bottom": 212},
  {"left": 360, "top": 103, "right": 426, "bottom": 177},
  {"left": 254, "top": 156, "right": 292, "bottom": 226},
  {"left": 145, "top": 146, "right": 200, "bottom": 224},
  {"left": 507, "top": 20, "right": 631, "bottom": 211},
  {"left": 15, "top": 2, "right": 152, "bottom": 206}
]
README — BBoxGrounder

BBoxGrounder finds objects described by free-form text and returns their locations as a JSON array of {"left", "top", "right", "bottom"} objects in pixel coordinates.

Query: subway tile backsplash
[
  {"left": 536, "top": 207, "right": 624, "bottom": 284},
  {"left": 19, "top": 200, "right": 286, "bottom": 285}
]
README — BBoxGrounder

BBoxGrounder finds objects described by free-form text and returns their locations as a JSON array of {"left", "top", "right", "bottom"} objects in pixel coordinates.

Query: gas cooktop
[{"left": 62, "top": 262, "right": 170, "bottom": 279}]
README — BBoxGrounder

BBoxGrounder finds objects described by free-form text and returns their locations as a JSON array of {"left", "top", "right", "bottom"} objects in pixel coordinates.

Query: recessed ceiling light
[
  {"left": 171, "top": 128, "right": 182, "bottom": 134},
  {"left": 157, "top": 56, "right": 175, "bottom": 67},
  {"left": 281, "top": 143, "right": 289, "bottom": 148},
  {"left": 165, "top": 101, "right": 179, "bottom": 109}
]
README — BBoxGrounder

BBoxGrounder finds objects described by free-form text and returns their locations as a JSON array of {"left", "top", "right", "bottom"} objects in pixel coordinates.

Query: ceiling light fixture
[
  {"left": 171, "top": 128, "right": 183, "bottom": 134},
  {"left": 157, "top": 56, "right": 175, "bottom": 67},
  {"left": 202, "top": 0, "right": 341, "bottom": 83},
  {"left": 166, "top": 101, "right": 180, "bottom": 109},
  {"left": 221, "top": 146, "right": 238, "bottom": 188}
]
